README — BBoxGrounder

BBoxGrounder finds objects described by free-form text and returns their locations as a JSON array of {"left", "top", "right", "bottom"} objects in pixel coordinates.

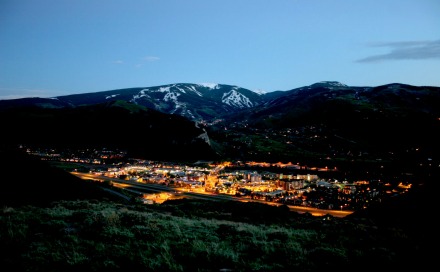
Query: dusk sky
[{"left": 1, "top": 0, "right": 439, "bottom": 100}]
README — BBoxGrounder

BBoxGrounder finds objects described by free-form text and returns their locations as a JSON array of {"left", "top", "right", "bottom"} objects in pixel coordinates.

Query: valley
[
  {"left": 28, "top": 145, "right": 412, "bottom": 216},
  {"left": 1, "top": 81, "right": 439, "bottom": 272}
]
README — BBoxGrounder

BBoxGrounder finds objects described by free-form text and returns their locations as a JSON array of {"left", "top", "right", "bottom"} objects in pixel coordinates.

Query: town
[{"left": 26, "top": 145, "right": 412, "bottom": 212}]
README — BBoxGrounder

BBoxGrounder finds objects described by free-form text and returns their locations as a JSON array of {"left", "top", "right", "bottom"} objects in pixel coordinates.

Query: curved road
[{"left": 72, "top": 172, "right": 354, "bottom": 218}]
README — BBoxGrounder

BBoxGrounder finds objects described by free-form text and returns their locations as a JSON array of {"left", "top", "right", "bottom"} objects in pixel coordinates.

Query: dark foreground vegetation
[
  {"left": 0, "top": 198, "right": 432, "bottom": 272},
  {"left": 0, "top": 146, "right": 437, "bottom": 271}
]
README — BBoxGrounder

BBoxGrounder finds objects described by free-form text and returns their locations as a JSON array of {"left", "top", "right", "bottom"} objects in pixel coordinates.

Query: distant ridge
[
  {"left": 1, "top": 81, "right": 439, "bottom": 167},
  {"left": 2, "top": 81, "right": 438, "bottom": 122}
]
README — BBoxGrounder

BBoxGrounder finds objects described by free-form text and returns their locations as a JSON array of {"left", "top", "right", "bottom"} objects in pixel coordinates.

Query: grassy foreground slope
[
  {"left": 0, "top": 198, "right": 433, "bottom": 272},
  {"left": 0, "top": 146, "right": 435, "bottom": 271}
]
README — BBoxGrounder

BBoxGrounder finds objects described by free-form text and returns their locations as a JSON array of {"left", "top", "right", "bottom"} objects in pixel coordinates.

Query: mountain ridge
[
  {"left": 2, "top": 81, "right": 437, "bottom": 121},
  {"left": 1, "top": 81, "right": 439, "bottom": 170},
  {"left": 52, "top": 83, "right": 265, "bottom": 122}
]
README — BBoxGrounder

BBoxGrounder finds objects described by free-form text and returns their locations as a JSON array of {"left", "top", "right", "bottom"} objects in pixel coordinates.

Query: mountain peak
[
  {"left": 197, "top": 83, "right": 220, "bottom": 89},
  {"left": 311, "top": 81, "right": 348, "bottom": 88},
  {"left": 252, "top": 89, "right": 268, "bottom": 95}
]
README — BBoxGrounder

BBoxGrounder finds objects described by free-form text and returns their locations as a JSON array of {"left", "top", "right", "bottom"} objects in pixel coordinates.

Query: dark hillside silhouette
[
  {"left": 1, "top": 100, "right": 218, "bottom": 161},
  {"left": 0, "top": 146, "right": 123, "bottom": 207}
]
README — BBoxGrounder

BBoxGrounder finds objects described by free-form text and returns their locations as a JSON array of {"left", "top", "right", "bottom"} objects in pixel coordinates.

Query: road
[{"left": 72, "top": 172, "right": 354, "bottom": 218}]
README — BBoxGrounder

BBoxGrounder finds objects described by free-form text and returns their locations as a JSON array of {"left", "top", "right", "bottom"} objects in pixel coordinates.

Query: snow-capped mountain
[
  {"left": 1, "top": 81, "right": 439, "bottom": 164},
  {"left": 49, "top": 83, "right": 265, "bottom": 121}
]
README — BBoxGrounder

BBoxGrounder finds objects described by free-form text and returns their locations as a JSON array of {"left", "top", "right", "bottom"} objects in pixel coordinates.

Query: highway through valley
[{"left": 72, "top": 172, "right": 354, "bottom": 218}]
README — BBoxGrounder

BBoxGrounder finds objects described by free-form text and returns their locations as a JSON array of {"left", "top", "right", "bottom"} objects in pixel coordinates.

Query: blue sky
[{"left": 1, "top": 0, "right": 439, "bottom": 99}]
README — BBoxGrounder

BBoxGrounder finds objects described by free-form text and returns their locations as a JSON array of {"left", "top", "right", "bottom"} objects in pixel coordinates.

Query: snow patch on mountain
[
  {"left": 131, "top": 89, "right": 151, "bottom": 101},
  {"left": 170, "top": 100, "right": 185, "bottom": 114},
  {"left": 198, "top": 83, "right": 219, "bottom": 89},
  {"left": 306, "top": 81, "right": 349, "bottom": 91},
  {"left": 106, "top": 94, "right": 119, "bottom": 99},
  {"left": 185, "top": 85, "right": 203, "bottom": 96},
  {"left": 222, "top": 89, "right": 253, "bottom": 108},
  {"left": 252, "top": 89, "right": 267, "bottom": 95},
  {"left": 164, "top": 91, "right": 180, "bottom": 102},
  {"left": 158, "top": 86, "right": 172, "bottom": 93},
  {"left": 185, "top": 109, "right": 196, "bottom": 120},
  {"left": 176, "top": 86, "right": 187, "bottom": 94},
  {"left": 197, "top": 128, "right": 211, "bottom": 145},
  {"left": 317, "top": 81, "right": 347, "bottom": 87}
]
